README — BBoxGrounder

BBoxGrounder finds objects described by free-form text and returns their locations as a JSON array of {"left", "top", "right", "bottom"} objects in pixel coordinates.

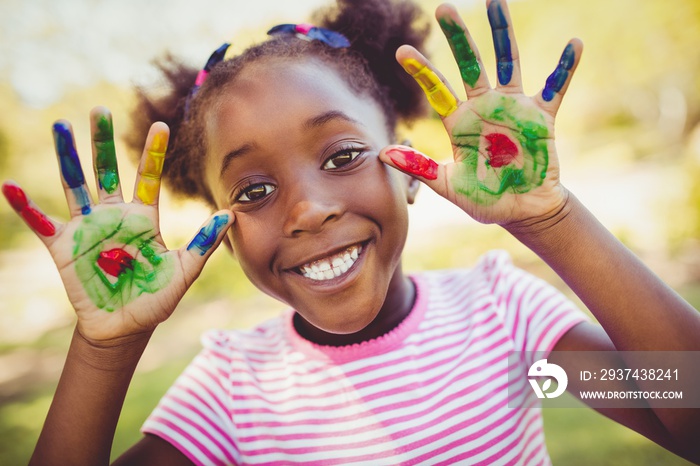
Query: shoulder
[
  {"left": 416, "top": 249, "right": 520, "bottom": 297},
  {"left": 407, "top": 250, "right": 522, "bottom": 329},
  {"left": 199, "top": 313, "right": 289, "bottom": 360},
  {"left": 413, "top": 250, "right": 587, "bottom": 352}
]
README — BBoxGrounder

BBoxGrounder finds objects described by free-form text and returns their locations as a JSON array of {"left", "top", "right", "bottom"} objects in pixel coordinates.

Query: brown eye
[
  {"left": 323, "top": 149, "right": 361, "bottom": 170},
  {"left": 237, "top": 183, "right": 276, "bottom": 203}
]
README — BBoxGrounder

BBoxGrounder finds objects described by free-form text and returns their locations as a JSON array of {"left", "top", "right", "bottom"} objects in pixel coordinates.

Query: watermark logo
[
  {"left": 528, "top": 359, "right": 568, "bottom": 399},
  {"left": 510, "top": 351, "right": 696, "bottom": 408}
]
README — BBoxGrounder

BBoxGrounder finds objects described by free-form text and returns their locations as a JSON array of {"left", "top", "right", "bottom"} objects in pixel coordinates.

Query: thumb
[
  {"left": 180, "top": 210, "right": 234, "bottom": 281},
  {"left": 379, "top": 145, "right": 450, "bottom": 198}
]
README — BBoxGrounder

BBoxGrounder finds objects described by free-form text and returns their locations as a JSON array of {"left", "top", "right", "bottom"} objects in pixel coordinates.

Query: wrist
[
  {"left": 502, "top": 186, "right": 573, "bottom": 239},
  {"left": 71, "top": 326, "right": 152, "bottom": 372}
]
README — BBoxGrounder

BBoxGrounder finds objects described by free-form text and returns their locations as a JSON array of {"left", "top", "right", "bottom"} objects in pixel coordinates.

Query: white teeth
[{"left": 299, "top": 245, "right": 363, "bottom": 281}]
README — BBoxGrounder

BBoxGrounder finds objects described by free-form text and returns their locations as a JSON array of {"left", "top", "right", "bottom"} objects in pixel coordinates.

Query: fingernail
[
  {"left": 402, "top": 58, "right": 422, "bottom": 75},
  {"left": 385, "top": 146, "right": 438, "bottom": 180},
  {"left": 149, "top": 131, "right": 168, "bottom": 156}
]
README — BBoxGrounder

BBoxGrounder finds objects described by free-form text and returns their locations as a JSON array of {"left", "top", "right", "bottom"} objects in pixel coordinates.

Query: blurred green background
[{"left": 1, "top": 0, "right": 699, "bottom": 464}]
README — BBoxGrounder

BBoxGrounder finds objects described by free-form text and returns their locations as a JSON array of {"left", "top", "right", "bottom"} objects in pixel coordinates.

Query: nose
[{"left": 282, "top": 188, "right": 344, "bottom": 237}]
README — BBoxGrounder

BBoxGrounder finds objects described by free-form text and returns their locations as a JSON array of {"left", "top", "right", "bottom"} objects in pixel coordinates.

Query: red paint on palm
[
  {"left": 2, "top": 184, "right": 56, "bottom": 237},
  {"left": 485, "top": 133, "right": 518, "bottom": 168},
  {"left": 386, "top": 147, "right": 438, "bottom": 180},
  {"left": 97, "top": 248, "right": 135, "bottom": 277}
]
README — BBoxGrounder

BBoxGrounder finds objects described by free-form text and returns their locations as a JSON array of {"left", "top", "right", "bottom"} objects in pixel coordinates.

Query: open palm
[
  {"left": 382, "top": 0, "right": 581, "bottom": 225},
  {"left": 2, "top": 108, "right": 232, "bottom": 343}
]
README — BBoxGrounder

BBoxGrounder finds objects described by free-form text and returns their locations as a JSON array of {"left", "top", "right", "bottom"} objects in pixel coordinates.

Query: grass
[{"left": 544, "top": 404, "right": 694, "bottom": 465}]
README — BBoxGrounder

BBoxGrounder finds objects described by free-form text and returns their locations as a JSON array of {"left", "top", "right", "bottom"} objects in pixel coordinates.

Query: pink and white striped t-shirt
[{"left": 143, "top": 251, "right": 588, "bottom": 465}]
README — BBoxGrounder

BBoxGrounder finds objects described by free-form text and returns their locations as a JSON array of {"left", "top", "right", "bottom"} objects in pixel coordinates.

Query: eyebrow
[
  {"left": 219, "top": 110, "right": 363, "bottom": 178},
  {"left": 220, "top": 143, "right": 254, "bottom": 177},
  {"left": 303, "top": 110, "right": 361, "bottom": 130}
]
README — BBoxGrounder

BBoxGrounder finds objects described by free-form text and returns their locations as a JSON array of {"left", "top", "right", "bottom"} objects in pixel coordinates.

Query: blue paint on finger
[
  {"left": 53, "top": 122, "right": 84, "bottom": 187},
  {"left": 187, "top": 214, "right": 229, "bottom": 256},
  {"left": 53, "top": 122, "right": 91, "bottom": 215},
  {"left": 542, "top": 43, "right": 576, "bottom": 102},
  {"left": 487, "top": 0, "right": 513, "bottom": 85}
]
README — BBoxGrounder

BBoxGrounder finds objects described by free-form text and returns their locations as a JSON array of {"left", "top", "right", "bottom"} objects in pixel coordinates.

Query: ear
[
  {"left": 399, "top": 139, "right": 421, "bottom": 205},
  {"left": 406, "top": 176, "right": 421, "bottom": 205},
  {"left": 223, "top": 230, "right": 235, "bottom": 255}
]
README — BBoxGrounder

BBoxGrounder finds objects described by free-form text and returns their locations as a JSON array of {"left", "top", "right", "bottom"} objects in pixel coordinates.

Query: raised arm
[
  {"left": 378, "top": 0, "right": 700, "bottom": 461},
  {"left": 3, "top": 107, "right": 232, "bottom": 465}
]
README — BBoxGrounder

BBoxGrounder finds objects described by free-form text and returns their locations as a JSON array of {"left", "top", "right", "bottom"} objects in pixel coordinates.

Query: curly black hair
[{"left": 127, "top": 0, "right": 431, "bottom": 207}]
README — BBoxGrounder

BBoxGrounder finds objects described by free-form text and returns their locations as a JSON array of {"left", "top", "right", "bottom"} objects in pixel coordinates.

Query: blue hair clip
[
  {"left": 193, "top": 43, "right": 231, "bottom": 90},
  {"left": 267, "top": 23, "right": 350, "bottom": 48}
]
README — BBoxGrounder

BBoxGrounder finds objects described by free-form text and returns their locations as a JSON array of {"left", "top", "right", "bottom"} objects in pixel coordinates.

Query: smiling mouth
[{"left": 297, "top": 244, "right": 364, "bottom": 281}]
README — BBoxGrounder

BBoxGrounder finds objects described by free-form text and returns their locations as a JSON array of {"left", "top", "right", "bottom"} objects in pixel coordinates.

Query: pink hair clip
[{"left": 184, "top": 42, "right": 231, "bottom": 117}]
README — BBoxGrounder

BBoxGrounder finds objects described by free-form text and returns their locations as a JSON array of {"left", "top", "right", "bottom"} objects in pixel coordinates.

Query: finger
[
  {"left": 396, "top": 46, "right": 459, "bottom": 118},
  {"left": 2, "top": 181, "right": 59, "bottom": 239},
  {"left": 180, "top": 211, "right": 234, "bottom": 282},
  {"left": 380, "top": 145, "right": 450, "bottom": 199},
  {"left": 436, "top": 3, "right": 490, "bottom": 95},
  {"left": 90, "top": 107, "right": 123, "bottom": 203},
  {"left": 134, "top": 123, "right": 169, "bottom": 206},
  {"left": 486, "top": 0, "right": 522, "bottom": 90},
  {"left": 185, "top": 211, "right": 233, "bottom": 257},
  {"left": 537, "top": 39, "right": 583, "bottom": 115},
  {"left": 52, "top": 121, "right": 93, "bottom": 217}
]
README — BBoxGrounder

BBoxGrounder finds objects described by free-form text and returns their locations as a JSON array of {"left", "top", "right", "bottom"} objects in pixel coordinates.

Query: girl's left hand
[{"left": 380, "top": 0, "right": 582, "bottom": 226}]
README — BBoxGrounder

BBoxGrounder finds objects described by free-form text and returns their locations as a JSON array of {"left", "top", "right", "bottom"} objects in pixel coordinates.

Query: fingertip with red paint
[
  {"left": 2, "top": 182, "right": 56, "bottom": 237},
  {"left": 384, "top": 146, "right": 439, "bottom": 181}
]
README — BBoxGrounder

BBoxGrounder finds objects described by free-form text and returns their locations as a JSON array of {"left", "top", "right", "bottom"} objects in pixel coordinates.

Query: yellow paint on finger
[
  {"left": 136, "top": 131, "right": 168, "bottom": 204},
  {"left": 137, "top": 178, "right": 160, "bottom": 205},
  {"left": 402, "top": 58, "right": 458, "bottom": 117}
]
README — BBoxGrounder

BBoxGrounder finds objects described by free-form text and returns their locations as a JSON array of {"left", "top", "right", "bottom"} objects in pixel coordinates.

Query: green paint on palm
[
  {"left": 451, "top": 94, "right": 549, "bottom": 205},
  {"left": 73, "top": 208, "right": 173, "bottom": 312},
  {"left": 439, "top": 18, "right": 480, "bottom": 88},
  {"left": 94, "top": 115, "right": 119, "bottom": 194}
]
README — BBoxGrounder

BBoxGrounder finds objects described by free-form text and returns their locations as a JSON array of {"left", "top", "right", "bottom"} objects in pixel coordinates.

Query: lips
[{"left": 295, "top": 243, "right": 363, "bottom": 281}]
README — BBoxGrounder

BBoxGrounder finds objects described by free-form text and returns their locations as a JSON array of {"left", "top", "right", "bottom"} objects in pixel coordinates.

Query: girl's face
[{"left": 203, "top": 58, "right": 416, "bottom": 342}]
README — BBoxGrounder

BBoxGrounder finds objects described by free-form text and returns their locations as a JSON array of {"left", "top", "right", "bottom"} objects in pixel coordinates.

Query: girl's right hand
[{"left": 2, "top": 107, "right": 233, "bottom": 344}]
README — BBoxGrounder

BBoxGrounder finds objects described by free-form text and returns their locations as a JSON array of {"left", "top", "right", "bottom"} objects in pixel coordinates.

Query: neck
[{"left": 294, "top": 267, "right": 416, "bottom": 347}]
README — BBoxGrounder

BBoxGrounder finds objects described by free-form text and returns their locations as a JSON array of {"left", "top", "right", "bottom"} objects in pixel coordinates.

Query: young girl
[{"left": 4, "top": 0, "right": 699, "bottom": 464}]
